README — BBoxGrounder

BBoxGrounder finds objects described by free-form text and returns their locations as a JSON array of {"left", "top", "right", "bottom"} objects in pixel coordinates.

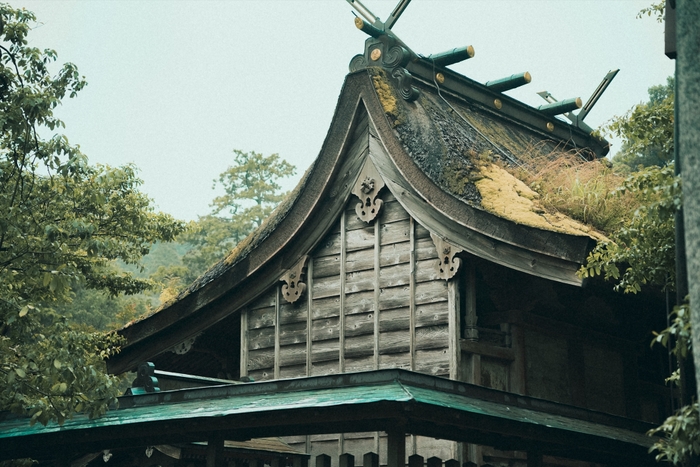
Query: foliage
[
  {"left": 163, "top": 150, "right": 297, "bottom": 289},
  {"left": 649, "top": 402, "right": 700, "bottom": 465},
  {"left": 609, "top": 77, "right": 674, "bottom": 173},
  {"left": 638, "top": 1, "right": 665, "bottom": 22},
  {"left": 0, "top": 311, "right": 123, "bottom": 426},
  {"left": 210, "top": 149, "right": 296, "bottom": 240},
  {"left": 0, "top": 4, "right": 184, "bottom": 426},
  {"left": 513, "top": 149, "right": 636, "bottom": 233},
  {"left": 579, "top": 164, "right": 680, "bottom": 293}
]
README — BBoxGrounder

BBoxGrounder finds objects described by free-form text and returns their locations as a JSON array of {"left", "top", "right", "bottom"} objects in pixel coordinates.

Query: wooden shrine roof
[
  {"left": 109, "top": 66, "right": 607, "bottom": 373},
  {"left": 0, "top": 370, "right": 655, "bottom": 466}
]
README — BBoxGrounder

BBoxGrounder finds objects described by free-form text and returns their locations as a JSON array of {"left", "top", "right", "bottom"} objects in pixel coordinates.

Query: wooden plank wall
[
  {"left": 239, "top": 176, "right": 454, "bottom": 464},
  {"left": 242, "top": 190, "right": 450, "bottom": 382}
]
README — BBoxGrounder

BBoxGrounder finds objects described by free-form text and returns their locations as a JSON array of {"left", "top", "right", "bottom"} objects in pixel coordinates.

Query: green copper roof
[{"left": 0, "top": 370, "right": 656, "bottom": 465}]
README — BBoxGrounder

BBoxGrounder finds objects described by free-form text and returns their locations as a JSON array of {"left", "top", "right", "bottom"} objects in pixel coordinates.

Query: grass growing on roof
[
  {"left": 508, "top": 148, "right": 637, "bottom": 234},
  {"left": 476, "top": 162, "right": 606, "bottom": 240}
]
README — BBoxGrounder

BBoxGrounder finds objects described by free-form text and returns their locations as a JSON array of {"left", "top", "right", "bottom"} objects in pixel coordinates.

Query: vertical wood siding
[{"left": 242, "top": 187, "right": 450, "bottom": 383}]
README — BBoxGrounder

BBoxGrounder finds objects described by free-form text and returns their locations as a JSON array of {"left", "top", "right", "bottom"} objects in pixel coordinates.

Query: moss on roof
[{"left": 475, "top": 163, "right": 606, "bottom": 240}]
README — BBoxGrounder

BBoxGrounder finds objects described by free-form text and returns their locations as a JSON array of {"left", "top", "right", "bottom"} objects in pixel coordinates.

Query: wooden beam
[
  {"left": 387, "top": 431, "right": 406, "bottom": 467},
  {"left": 206, "top": 435, "right": 225, "bottom": 467}
]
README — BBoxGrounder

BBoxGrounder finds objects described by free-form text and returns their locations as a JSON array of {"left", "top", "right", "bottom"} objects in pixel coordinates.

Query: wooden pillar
[
  {"left": 387, "top": 431, "right": 406, "bottom": 467},
  {"left": 206, "top": 435, "right": 225, "bottom": 467},
  {"left": 363, "top": 452, "right": 379, "bottom": 467},
  {"left": 340, "top": 453, "right": 355, "bottom": 467},
  {"left": 317, "top": 454, "right": 332, "bottom": 467},
  {"left": 426, "top": 456, "right": 441, "bottom": 467},
  {"left": 408, "top": 454, "right": 423, "bottom": 467}
]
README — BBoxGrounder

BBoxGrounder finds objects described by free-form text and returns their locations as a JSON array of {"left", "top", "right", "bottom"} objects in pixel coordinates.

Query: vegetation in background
[
  {"left": 152, "top": 149, "right": 297, "bottom": 293},
  {"left": 609, "top": 77, "right": 674, "bottom": 173},
  {"left": 0, "top": 4, "right": 185, "bottom": 427}
]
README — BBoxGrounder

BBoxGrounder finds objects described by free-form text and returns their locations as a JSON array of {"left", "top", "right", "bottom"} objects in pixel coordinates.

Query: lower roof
[{"left": 0, "top": 370, "right": 655, "bottom": 466}]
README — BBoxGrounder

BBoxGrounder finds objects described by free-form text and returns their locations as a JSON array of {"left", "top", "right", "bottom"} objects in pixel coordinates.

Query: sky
[{"left": 11, "top": 0, "right": 675, "bottom": 221}]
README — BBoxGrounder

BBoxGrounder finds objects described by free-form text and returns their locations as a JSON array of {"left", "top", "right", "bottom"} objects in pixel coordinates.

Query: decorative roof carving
[
  {"left": 281, "top": 256, "right": 310, "bottom": 303},
  {"left": 430, "top": 233, "right": 462, "bottom": 281},
  {"left": 352, "top": 158, "right": 385, "bottom": 223}
]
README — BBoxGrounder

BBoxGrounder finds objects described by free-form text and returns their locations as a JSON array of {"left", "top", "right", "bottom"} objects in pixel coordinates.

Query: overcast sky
[{"left": 12, "top": 0, "right": 674, "bottom": 221}]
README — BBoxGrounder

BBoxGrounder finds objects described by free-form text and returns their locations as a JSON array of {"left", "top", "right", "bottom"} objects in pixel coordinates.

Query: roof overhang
[{"left": 0, "top": 370, "right": 655, "bottom": 466}]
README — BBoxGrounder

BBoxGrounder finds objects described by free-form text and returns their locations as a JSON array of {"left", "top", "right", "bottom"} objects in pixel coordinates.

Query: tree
[
  {"left": 165, "top": 150, "right": 296, "bottom": 287},
  {"left": 0, "top": 5, "right": 185, "bottom": 426},
  {"left": 210, "top": 149, "right": 296, "bottom": 241},
  {"left": 609, "top": 77, "right": 674, "bottom": 172}
]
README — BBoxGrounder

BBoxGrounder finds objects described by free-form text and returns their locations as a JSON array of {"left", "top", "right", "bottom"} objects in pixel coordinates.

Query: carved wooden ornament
[
  {"left": 430, "top": 233, "right": 462, "bottom": 281},
  {"left": 353, "top": 158, "right": 385, "bottom": 223},
  {"left": 281, "top": 255, "right": 310, "bottom": 303},
  {"left": 170, "top": 334, "right": 199, "bottom": 355}
]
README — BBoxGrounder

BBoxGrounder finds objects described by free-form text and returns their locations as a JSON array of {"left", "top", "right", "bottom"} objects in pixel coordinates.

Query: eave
[{"left": 0, "top": 370, "right": 655, "bottom": 466}]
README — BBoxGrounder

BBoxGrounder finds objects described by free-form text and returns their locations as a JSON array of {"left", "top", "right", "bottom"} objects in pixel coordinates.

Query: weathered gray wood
[
  {"left": 279, "top": 363, "right": 307, "bottom": 379},
  {"left": 346, "top": 269, "right": 377, "bottom": 295},
  {"left": 415, "top": 302, "right": 449, "bottom": 327},
  {"left": 379, "top": 330, "right": 411, "bottom": 355},
  {"left": 379, "top": 221, "right": 411, "bottom": 247},
  {"left": 307, "top": 260, "right": 314, "bottom": 376},
  {"left": 415, "top": 325, "right": 450, "bottom": 351},
  {"left": 314, "top": 229, "right": 342, "bottom": 257},
  {"left": 379, "top": 351, "right": 412, "bottom": 370},
  {"left": 448, "top": 277, "right": 461, "bottom": 380},
  {"left": 311, "top": 359, "right": 342, "bottom": 376},
  {"left": 310, "top": 339, "right": 340, "bottom": 364},
  {"left": 248, "top": 305, "right": 276, "bottom": 330},
  {"left": 279, "top": 343, "right": 307, "bottom": 366},
  {"left": 248, "top": 289, "right": 277, "bottom": 310},
  {"left": 463, "top": 261, "right": 478, "bottom": 341},
  {"left": 313, "top": 253, "right": 341, "bottom": 279},
  {"left": 343, "top": 291, "right": 375, "bottom": 316},
  {"left": 409, "top": 217, "right": 417, "bottom": 371},
  {"left": 248, "top": 326, "right": 276, "bottom": 350},
  {"left": 240, "top": 310, "right": 249, "bottom": 377},
  {"left": 248, "top": 348, "right": 274, "bottom": 371},
  {"left": 344, "top": 354, "right": 375, "bottom": 373},
  {"left": 378, "top": 263, "right": 411, "bottom": 289},
  {"left": 379, "top": 281, "right": 447, "bottom": 311},
  {"left": 345, "top": 312, "right": 376, "bottom": 338},
  {"left": 340, "top": 210, "right": 347, "bottom": 374},
  {"left": 279, "top": 322, "right": 308, "bottom": 346},
  {"left": 379, "top": 308, "right": 410, "bottom": 333},
  {"left": 345, "top": 226, "right": 375, "bottom": 253},
  {"left": 280, "top": 301, "right": 309, "bottom": 325},
  {"left": 374, "top": 219, "right": 381, "bottom": 370},
  {"left": 345, "top": 334, "right": 376, "bottom": 358},
  {"left": 312, "top": 316, "right": 340, "bottom": 341},
  {"left": 274, "top": 286, "right": 281, "bottom": 379},
  {"left": 312, "top": 275, "right": 342, "bottom": 300},
  {"left": 414, "top": 349, "right": 451, "bottom": 375}
]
